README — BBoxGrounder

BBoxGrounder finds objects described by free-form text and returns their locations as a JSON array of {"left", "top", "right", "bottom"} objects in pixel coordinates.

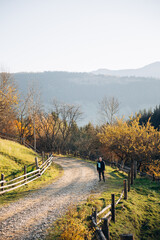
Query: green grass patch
[
  {"left": 0, "top": 138, "right": 63, "bottom": 206},
  {"left": 109, "top": 177, "right": 160, "bottom": 240}
]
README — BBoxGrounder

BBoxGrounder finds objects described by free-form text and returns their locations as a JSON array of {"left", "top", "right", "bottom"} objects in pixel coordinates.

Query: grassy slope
[
  {"left": 47, "top": 164, "right": 160, "bottom": 240},
  {"left": 0, "top": 138, "right": 63, "bottom": 206},
  {"left": 108, "top": 171, "right": 160, "bottom": 240}
]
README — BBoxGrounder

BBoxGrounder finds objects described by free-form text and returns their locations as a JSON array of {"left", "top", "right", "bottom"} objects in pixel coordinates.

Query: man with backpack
[{"left": 97, "top": 157, "right": 105, "bottom": 182}]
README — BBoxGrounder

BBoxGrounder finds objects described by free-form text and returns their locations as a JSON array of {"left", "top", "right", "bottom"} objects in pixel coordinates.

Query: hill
[
  {"left": 0, "top": 138, "right": 38, "bottom": 179},
  {"left": 13, "top": 71, "right": 160, "bottom": 125},
  {"left": 92, "top": 61, "right": 160, "bottom": 79},
  {"left": 0, "top": 138, "right": 62, "bottom": 205}
]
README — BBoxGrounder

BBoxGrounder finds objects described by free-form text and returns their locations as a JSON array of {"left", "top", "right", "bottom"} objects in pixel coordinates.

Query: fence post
[
  {"left": 120, "top": 234, "right": 134, "bottom": 240},
  {"left": 128, "top": 171, "right": 131, "bottom": 192},
  {"left": 123, "top": 179, "right": 127, "bottom": 200},
  {"left": 93, "top": 207, "right": 97, "bottom": 224},
  {"left": 42, "top": 151, "right": 45, "bottom": 163},
  {"left": 1, "top": 174, "right": 4, "bottom": 192},
  {"left": 24, "top": 165, "right": 27, "bottom": 183},
  {"left": 35, "top": 157, "right": 39, "bottom": 169},
  {"left": 111, "top": 194, "right": 115, "bottom": 223},
  {"left": 131, "top": 161, "right": 134, "bottom": 185},
  {"left": 134, "top": 161, "right": 137, "bottom": 180},
  {"left": 153, "top": 174, "right": 155, "bottom": 181},
  {"left": 102, "top": 218, "right": 110, "bottom": 240}
]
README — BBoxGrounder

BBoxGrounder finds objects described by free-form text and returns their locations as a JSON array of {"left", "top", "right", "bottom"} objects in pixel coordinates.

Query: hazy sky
[{"left": 0, "top": 0, "right": 160, "bottom": 72}]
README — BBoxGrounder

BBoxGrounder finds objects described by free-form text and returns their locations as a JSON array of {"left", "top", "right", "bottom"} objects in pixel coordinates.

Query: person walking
[{"left": 97, "top": 157, "right": 105, "bottom": 182}]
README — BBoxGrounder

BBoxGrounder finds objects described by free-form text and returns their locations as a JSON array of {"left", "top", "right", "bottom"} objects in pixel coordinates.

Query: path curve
[{"left": 0, "top": 157, "right": 98, "bottom": 240}]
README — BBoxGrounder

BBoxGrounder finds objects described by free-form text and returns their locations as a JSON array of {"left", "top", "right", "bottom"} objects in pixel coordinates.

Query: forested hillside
[{"left": 14, "top": 71, "right": 160, "bottom": 125}]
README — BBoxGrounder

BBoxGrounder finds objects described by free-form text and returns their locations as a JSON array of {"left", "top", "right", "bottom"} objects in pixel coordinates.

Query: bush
[{"left": 47, "top": 206, "right": 93, "bottom": 240}]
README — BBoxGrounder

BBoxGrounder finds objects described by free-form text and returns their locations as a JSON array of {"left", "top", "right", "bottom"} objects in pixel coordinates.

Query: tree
[
  {"left": 15, "top": 84, "right": 42, "bottom": 150},
  {"left": 52, "top": 100, "right": 83, "bottom": 153},
  {"left": 98, "top": 116, "right": 160, "bottom": 173},
  {"left": 98, "top": 96, "right": 119, "bottom": 125},
  {"left": 0, "top": 72, "right": 18, "bottom": 133},
  {"left": 16, "top": 90, "right": 33, "bottom": 144},
  {"left": 138, "top": 105, "right": 160, "bottom": 130},
  {"left": 35, "top": 100, "right": 83, "bottom": 153},
  {"left": 27, "top": 86, "right": 42, "bottom": 150},
  {"left": 73, "top": 123, "right": 101, "bottom": 159},
  {"left": 36, "top": 111, "right": 61, "bottom": 152}
]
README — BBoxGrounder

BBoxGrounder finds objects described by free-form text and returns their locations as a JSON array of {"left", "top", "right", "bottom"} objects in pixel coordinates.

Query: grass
[
  {"left": 109, "top": 177, "right": 160, "bottom": 240},
  {"left": 46, "top": 163, "right": 160, "bottom": 240},
  {"left": 0, "top": 138, "right": 63, "bottom": 206}
]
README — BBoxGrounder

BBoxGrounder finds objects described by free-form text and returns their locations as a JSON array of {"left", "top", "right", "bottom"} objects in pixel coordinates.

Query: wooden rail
[
  {"left": 0, "top": 155, "right": 55, "bottom": 195},
  {"left": 91, "top": 175, "right": 133, "bottom": 240},
  {"left": 91, "top": 158, "right": 159, "bottom": 239},
  {"left": 0, "top": 132, "right": 41, "bottom": 154},
  {"left": 110, "top": 161, "right": 160, "bottom": 183}
]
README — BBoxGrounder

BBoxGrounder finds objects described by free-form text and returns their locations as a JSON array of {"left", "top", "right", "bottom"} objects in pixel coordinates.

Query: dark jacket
[{"left": 97, "top": 160, "right": 105, "bottom": 171}]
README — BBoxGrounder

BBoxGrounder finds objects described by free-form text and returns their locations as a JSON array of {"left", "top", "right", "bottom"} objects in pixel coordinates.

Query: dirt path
[{"left": 0, "top": 157, "right": 99, "bottom": 240}]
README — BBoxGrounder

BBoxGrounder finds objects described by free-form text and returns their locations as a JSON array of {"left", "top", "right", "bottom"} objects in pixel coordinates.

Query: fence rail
[
  {"left": 91, "top": 163, "right": 137, "bottom": 240},
  {"left": 91, "top": 158, "right": 159, "bottom": 240},
  {"left": 110, "top": 161, "right": 160, "bottom": 183},
  {"left": 91, "top": 187, "right": 126, "bottom": 239},
  {"left": 0, "top": 155, "right": 55, "bottom": 195},
  {"left": 0, "top": 131, "right": 41, "bottom": 154}
]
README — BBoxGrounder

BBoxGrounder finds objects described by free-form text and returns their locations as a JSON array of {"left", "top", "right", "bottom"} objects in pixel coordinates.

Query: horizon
[{"left": 1, "top": 61, "right": 160, "bottom": 74}]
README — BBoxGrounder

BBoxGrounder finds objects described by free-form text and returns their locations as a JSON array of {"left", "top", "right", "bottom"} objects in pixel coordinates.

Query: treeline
[
  {"left": 0, "top": 72, "right": 101, "bottom": 158},
  {"left": 0, "top": 72, "right": 160, "bottom": 175},
  {"left": 138, "top": 105, "right": 160, "bottom": 129}
]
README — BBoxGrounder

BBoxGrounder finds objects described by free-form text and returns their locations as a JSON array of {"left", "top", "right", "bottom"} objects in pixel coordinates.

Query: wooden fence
[
  {"left": 111, "top": 161, "right": 160, "bottom": 183},
  {"left": 91, "top": 178, "right": 133, "bottom": 240},
  {"left": 0, "top": 131, "right": 41, "bottom": 154},
  {"left": 91, "top": 160, "right": 159, "bottom": 239},
  {"left": 0, "top": 154, "right": 55, "bottom": 195}
]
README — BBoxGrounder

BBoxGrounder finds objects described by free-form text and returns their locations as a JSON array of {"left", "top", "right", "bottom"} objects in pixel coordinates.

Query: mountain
[
  {"left": 92, "top": 62, "right": 160, "bottom": 79},
  {"left": 13, "top": 70, "right": 160, "bottom": 126}
]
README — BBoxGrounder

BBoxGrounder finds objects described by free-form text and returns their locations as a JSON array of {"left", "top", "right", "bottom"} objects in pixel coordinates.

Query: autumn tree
[
  {"left": 15, "top": 90, "right": 33, "bottom": 144},
  {"left": 98, "top": 116, "right": 160, "bottom": 172},
  {"left": 15, "top": 84, "right": 42, "bottom": 151},
  {"left": 73, "top": 123, "right": 101, "bottom": 159},
  {"left": 0, "top": 72, "right": 18, "bottom": 134},
  {"left": 52, "top": 100, "right": 83, "bottom": 153},
  {"left": 36, "top": 111, "right": 61, "bottom": 152},
  {"left": 35, "top": 100, "right": 83, "bottom": 153},
  {"left": 27, "top": 86, "right": 42, "bottom": 150}
]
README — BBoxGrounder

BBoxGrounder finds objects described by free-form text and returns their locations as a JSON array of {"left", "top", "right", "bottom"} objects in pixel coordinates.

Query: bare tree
[
  {"left": 16, "top": 83, "right": 42, "bottom": 150},
  {"left": 16, "top": 90, "right": 34, "bottom": 144},
  {"left": 99, "top": 96, "right": 119, "bottom": 125},
  {"left": 52, "top": 99, "right": 83, "bottom": 153},
  {"left": 27, "top": 85, "right": 42, "bottom": 151},
  {"left": 36, "top": 110, "right": 61, "bottom": 151}
]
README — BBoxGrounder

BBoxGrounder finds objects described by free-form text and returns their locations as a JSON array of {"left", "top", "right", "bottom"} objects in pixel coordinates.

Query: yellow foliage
[
  {"left": 47, "top": 206, "right": 93, "bottom": 240},
  {"left": 15, "top": 120, "right": 30, "bottom": 137},
  {"left": 98, "top": 117, "right": 160, "bottom": 170}
]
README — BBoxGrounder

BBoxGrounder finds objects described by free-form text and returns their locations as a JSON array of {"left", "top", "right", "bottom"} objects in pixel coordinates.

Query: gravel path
[{"left": 0, "top": 157, "right": 98, "bottom": 240}]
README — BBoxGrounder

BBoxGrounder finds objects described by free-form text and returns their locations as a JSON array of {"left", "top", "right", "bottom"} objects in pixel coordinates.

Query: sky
[{"left": 0, "top": 0, "right": 160, "bottom": 73}]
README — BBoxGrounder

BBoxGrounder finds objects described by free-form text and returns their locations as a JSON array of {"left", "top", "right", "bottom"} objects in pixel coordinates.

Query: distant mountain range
[
  {"left": 92, "top": 62, "right": 160, "bottom": 79},
  {"left": 13, "top": 62, "right": 160, "bottom": 125}
]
